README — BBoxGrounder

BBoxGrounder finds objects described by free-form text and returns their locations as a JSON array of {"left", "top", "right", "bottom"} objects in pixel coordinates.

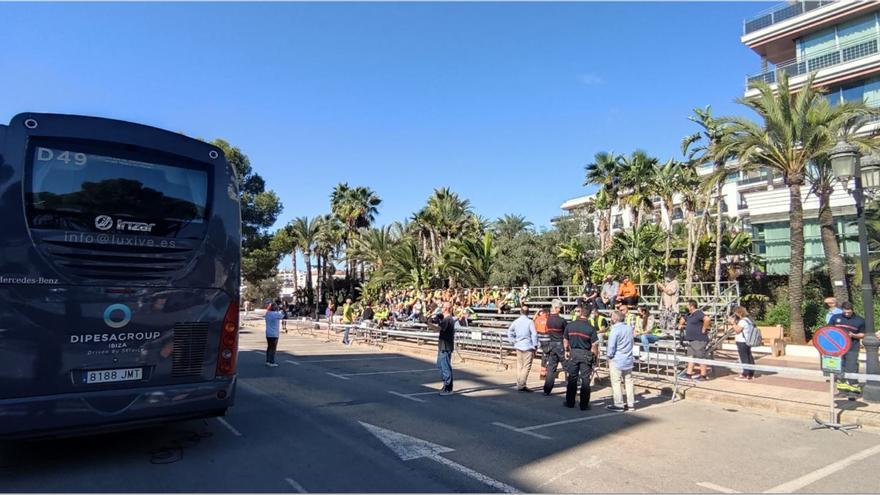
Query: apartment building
[{"left": 555, "top": 0, "right": 876, "bottom": 275}]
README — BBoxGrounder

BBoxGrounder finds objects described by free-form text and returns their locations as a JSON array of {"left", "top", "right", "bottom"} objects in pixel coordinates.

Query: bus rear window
[{"left": 28, "top": 146, "right": 208, "bottom": 226}]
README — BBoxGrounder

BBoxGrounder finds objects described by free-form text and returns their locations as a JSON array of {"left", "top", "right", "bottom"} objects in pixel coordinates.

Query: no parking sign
[{"left": 812, "top": 326, "right": 852, "bottom": 374}]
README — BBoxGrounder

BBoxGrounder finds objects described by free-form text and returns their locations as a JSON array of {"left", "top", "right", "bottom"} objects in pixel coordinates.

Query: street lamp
[{"left": 828, "top": 140, "right": 880, "bottom": 402}]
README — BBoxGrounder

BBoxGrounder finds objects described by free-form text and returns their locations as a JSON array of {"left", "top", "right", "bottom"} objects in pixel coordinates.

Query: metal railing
[
  {"left": 743, "top": 1, "right": 835, "bottom": 35},
  {"left": 747, "top": 29, "right": 880, "bottom": 87}
]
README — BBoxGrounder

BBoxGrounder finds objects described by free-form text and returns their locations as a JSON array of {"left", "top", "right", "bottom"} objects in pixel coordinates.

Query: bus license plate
[{"left": 84, "top": 368, "right": 143, "bottom": 384}]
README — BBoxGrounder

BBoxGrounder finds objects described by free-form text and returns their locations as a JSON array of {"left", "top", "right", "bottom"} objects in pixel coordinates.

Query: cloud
[{"left": 578, "top": 73, "right": 604, "bottom": 86}]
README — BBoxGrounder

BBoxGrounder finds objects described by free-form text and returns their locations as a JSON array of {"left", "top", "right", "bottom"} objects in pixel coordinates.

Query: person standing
[
  {"left": 729, "top": 306, "right": 756, "bottom": 381},
  {"left": 599, "top": 275, "right": 619, "bottom": 310},
  {"left": 507, "top": 304, "right": 539, "bottom": 392},
  {"left": 563, "top": 310, "right": 599, "bottom": 410},
  {"left": 534, "top": 308, "right": 550, "bottom": 379},
  {"left": 680, "top": 299, "right": 711, "bottom": 381},
  {"left": 429, "top": 302, "right": 456, "bottom": 395},
  {"left": 341, "top": 298, "right": 355, "bottom": 345},
  {"left": 606, "top": 310, "right": 635, "bottom": 412},
  {"left": 656, "top": 271, "right": 680, "bottom": 311},
  {"left": 542, "top": 300, "right": 567, "bottom": 396},
  {"left": 829, "top": 302, "right": 866, "bottom": 394},
  {"left": 264, "top": 303, "right": 284, "bottom": 367},
  {"left": 824, "top": 297, "right": 843, "bottom": 324}
]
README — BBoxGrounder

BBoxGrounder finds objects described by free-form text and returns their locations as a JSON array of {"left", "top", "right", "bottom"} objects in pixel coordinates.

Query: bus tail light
[{"left": 216, "top": 301, "right": 239, "bottom": 377}]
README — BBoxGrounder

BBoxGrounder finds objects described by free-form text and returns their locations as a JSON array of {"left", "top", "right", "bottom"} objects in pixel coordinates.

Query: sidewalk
[{"left": 634, "top": 352, "right": 880, "bottom": 428}]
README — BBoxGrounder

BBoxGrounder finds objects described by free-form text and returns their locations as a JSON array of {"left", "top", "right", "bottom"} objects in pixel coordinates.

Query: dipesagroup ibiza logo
[
  {"left": 103, "top": 303, "right": 132, "bottom": 329},
  {"left": 95, "top": 215, "right": 114, "bottom": 231}
]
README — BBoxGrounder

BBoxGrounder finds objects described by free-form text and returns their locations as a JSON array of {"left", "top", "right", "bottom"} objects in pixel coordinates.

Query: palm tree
[
  {"left": 350, "top": 226, "right": 395, "bottom": 272},
  {"left": 604, "top": 223, "right": 665, "bottom": 283},
  {"left": 290, "top": 216, "right": 320, "bottom": 305},
  {"left": 315, "top": 214, "right": 344, "bottom": 304},
  {"left": 654, "top": 159, "right": 688, "bottom": 268},
  {"left": 378, "top": 238, "right": 430, "bottom": 290},
  {"left": 494, "top": 214, "right": 533, "bottom": 239},
  {"left": 443, "top": 233, "right": 497, "bottom": 288},
  {"left": 330, "top": 183, "right": 382, "bottom": 280},
  {"left": 809, "top": 157, "right": 850, "bottom": 303},
  {"left": 720, "top": 72, "right": 875, "bottom": 343},
  {"left": 682, "top": 106, "right": 735, "bottom": 301},
  {"left": 617, "top": 150, "right": 659, "bottom": 228},
  {"left": 584, "top": 151, "right": 623, "bottom": 252},
  {"left": 558, "top": 238, "right": 590, "bottom": 284}
]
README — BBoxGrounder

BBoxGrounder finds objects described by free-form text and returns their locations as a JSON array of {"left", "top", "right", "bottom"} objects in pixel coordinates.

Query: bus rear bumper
[{"left": 0, "top": 377, "right": 236, "bottom": 439}]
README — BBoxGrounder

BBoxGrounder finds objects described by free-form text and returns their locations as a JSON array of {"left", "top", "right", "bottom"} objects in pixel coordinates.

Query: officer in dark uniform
[
  {"left": 563, "top": 310, "right": 599, "bottom": 410},
  {"left": 543, "top": 300, "right": 567, "bottom": 395}
]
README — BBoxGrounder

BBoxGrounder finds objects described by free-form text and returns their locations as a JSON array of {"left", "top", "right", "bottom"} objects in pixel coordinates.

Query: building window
[{"left": 672, "top": 207, "right": 683, "bottom": 221}]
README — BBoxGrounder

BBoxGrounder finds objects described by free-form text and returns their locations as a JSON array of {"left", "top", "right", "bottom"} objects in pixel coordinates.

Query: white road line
[
  {"left": 764, "top": 443, "right": 880, "bottom": 493},
  {"left": 285, "top": 360, "right": 301, "bottom": 365},
  {"left": 284, "top": 478, "right": 308, "bottom": 493},
  {"left": 293, "top": 356, "right": 410, "bottom": 363},
  {"left": 343, "top": 368, "right": 437, "bottom": 376},
  {"left": 514, "top": 398, "right": 671, "bottom": 432},
  {"left": 491, "top": 422, "right": 551, "bottom": 440},
  {"left": 537, "top": 457, "right": 601, "bottom": 489},
  {"left": 432, "top": 455, "right": 519, "bottom": 493},
  {"left": 697, "top": 482, "right": 740, "bottom": 493},
  {"left": 404, "top": 380, "right": 568, "bottom": 397},
  {"left": 326, "top": 372, "right": 351, "bottom": 380},
  {"left": 216, "top": 417, "right": 242, "bottom": 437},
  {"left": 388, "top": 391, "right": 426, "bottom": 403}
]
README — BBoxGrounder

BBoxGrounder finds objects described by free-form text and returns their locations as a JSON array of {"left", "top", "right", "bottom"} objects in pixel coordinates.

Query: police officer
[
  {"left": 543, "top": 299, "right": 567, "bottom": 396},
  {"left": 829, "top": 301, "right": 866, "bottom": 394},
  {"left": 563, "top": 309, "right": 599, "bottom": 410}
]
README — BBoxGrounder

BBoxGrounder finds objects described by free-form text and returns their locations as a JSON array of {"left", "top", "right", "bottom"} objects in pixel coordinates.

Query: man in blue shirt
[
  {"left": 606, "top": 310, "right": 635, "bottom": 412},
  {"left": 508, "top": 304, "right": 539, "bottom": 392},
  {"left": 824, "top": 297, "right": 843, "bottom": 324}
]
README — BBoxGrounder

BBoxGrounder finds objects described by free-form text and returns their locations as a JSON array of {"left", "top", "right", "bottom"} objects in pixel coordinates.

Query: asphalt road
[{"left": 4, "top": 324, "right": 880, "bottom": 493}]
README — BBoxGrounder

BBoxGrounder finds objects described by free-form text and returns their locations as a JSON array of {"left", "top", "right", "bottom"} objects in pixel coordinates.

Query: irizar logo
[
  {"left": 103, "top": 303, "right": 132, "bottom": 329},
  {"left": 94, "top": 215, "right": 113, "bottom": 231},
  {"left": 93, "top": 215, "right": 155, "bottom": 233}
]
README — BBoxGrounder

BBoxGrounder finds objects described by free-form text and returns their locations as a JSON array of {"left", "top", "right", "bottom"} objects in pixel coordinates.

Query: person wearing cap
[
  {"left": 829, "top": 301, "right": 866, "bottom": 394},
  {"left": 543, "top": 299, "right": 567, "bottom": 395}
]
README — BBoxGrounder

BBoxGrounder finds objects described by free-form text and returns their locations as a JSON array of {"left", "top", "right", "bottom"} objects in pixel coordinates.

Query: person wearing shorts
[{"left": 680, "top": 299, "right": 710, "bottom": 381}]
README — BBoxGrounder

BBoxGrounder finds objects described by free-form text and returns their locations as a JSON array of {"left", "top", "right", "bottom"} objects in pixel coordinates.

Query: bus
[{"left": 0, "top": 113, "right": 241, "bottom": 438}]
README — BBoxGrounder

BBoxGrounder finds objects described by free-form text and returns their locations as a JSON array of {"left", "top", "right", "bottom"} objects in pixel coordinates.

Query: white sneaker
[{"left": 267, "top": 362, "right": 279, "bottom": 368}]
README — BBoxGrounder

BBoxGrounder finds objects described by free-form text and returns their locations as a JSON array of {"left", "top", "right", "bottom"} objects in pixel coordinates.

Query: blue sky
[{"left": 0, "top": 1, "right": 770, "bottom": 265}]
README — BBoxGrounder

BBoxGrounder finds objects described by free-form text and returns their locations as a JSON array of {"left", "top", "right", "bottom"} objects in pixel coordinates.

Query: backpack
[{"left": 743, "top": 317, "right": 762, "bottom": 347}]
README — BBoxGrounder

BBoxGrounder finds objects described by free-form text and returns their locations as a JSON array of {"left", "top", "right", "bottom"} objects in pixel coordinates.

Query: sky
[{"left": 0, "top": 1, "right": 771, "bottom": 268}]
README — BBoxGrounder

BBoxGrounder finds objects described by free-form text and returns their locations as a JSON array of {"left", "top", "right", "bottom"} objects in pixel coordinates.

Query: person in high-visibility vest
[{"left": 533, "top": 308, "right": 550, "bottom": 379}]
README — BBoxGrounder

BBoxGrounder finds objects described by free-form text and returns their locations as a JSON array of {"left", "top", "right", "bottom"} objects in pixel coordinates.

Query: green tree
[
  {"left": 584, "top": 151, "right": 623, "bottom": 252},
  {"left": 290, "top": 216, "right": 321, "bottom": 305},
  {"left": 720, "top": 72, "right": 874, "bottom": 343},
  {"left": 443, "top": 233, "right": 497, "bottom": 287},
  {"left": 330, "top": 183, "right": 382, "bottom": 280},
  {"left": 558, "top": 238, "right": 591, "bottom": 285},
  {"left": 617, "top": 150, "right": 659, "bottom": 228},
  {"left": 682, "top": 106, "right": 734, "bottom": 301},
  {"left": 494, "top": 214, "right": 533, "bottom": 240},
  {"left": 211, "top": 139, "right": 283, "bottom": 284}
]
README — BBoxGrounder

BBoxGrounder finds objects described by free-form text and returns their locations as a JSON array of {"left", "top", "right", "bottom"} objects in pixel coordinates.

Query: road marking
[
  {"left": 388, "top": 391, "right": 426, "bottom": 403},
  {"left": 491, "top": 422, "right": 551, "bottom": 440},
  {"left": 216, "top": 417, "right": 242, "bottom": 437},
  {"left": 284, "top": 478, "right": 308, "bottom": 493},
  {"left": 493, "top": 398, "right": 671, "bottom": 437},
  {"left": 697, "top": 482, "right": 740, "bottom": 493},
  {"left": 360, "top": 421, "right": 518, "bottom": 493},
  {"left": 293, "top": 356, "right": 410, "bottom": 363},
  {"left": 763, "top": 443, "right": 880, "bottom": 493},
  {"left": 404, "top": 380, "right": 568, "bottom": 397},
  {"left": 327, "top": 372, "right": 351, "bottom": 380},
  {"left": 285, "top": 360, "right": 301, "bottom": 365},
  {"left": 537, "top": 457, "right": 601, "bottom": 489},
  {"left": 342, "top": 368, "right": 437, "bottom": 377}
]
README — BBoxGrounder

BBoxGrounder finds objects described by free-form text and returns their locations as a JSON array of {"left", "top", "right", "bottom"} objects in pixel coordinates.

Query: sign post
[{"left": 811, "top": 326, "right": 860, "bottom": 434}]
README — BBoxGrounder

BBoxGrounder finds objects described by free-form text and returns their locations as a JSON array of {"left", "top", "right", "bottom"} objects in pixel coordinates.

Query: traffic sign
[{"left": 812, "top": 326, "right": 852, "bottom": 357}]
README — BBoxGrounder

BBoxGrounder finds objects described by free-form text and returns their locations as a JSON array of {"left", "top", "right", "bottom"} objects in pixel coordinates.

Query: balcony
[
  {"left": 743, "top": 1, "right": 836, "bottom": 35},
  {"left": 746, "top": 29, "right": 880, "bottom": 87}
]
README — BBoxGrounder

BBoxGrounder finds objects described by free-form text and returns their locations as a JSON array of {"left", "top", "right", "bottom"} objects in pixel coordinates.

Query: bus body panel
[{"left": 0, "top": 113, "right": 240, "bottom": 438}]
